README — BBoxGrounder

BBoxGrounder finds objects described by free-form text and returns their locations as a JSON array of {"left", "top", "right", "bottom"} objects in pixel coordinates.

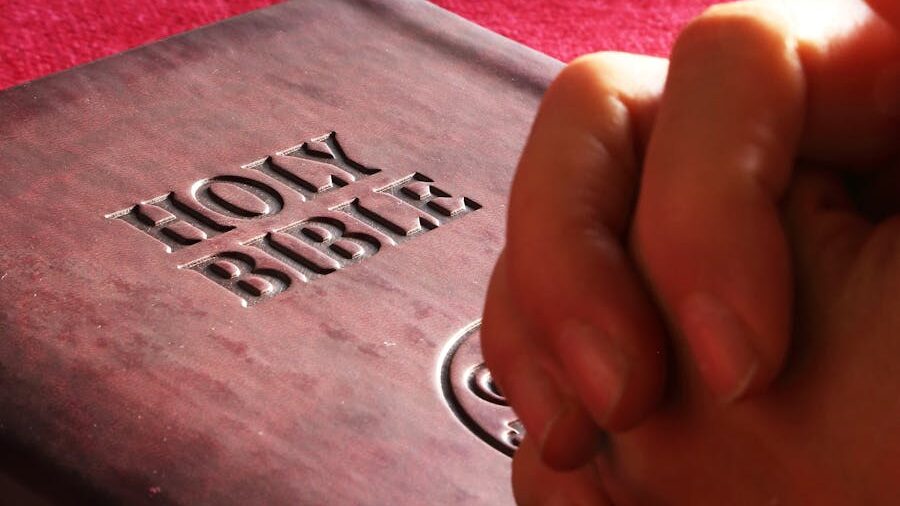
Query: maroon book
[{"left": 0, "top": 0, "right": 561, "bottom": 504}]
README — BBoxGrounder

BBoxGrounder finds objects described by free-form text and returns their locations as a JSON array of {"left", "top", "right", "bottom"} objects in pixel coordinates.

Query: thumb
[{"left": 634, "top": 2, "right": 804, "bottom": 401}]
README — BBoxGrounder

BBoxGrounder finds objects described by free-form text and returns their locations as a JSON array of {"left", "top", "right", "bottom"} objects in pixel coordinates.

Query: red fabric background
[{"left": 0, "top": 0, "right": 719, "bottom": 91}]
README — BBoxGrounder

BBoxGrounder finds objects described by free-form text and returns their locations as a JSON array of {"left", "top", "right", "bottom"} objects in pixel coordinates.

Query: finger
[
  {"left": 481, "top": 253, "right": 599, "bottom": 470},
  {"left": 789, "top": 0, "right": 900, "bottom": 166},
  {"left": 511, "top": 436, "right": 610, "bottom": 506},
  {"left": 504, "top": 52, "right": 670, "bottom": 433},
  {"left": 634, "top": 1, "right": 804, "bottom": 401}
]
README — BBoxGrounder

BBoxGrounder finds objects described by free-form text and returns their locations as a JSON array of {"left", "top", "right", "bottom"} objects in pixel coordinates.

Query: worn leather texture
[{"left": 0, "top": 0, "right": 559, "bottom": 504}]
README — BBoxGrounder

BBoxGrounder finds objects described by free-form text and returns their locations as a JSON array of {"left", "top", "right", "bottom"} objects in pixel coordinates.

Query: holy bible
[{"left": 0, "top": 0, "right": 562, "bottom": 503}]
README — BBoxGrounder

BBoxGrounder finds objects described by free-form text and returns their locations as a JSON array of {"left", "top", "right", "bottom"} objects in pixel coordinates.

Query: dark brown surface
[{"left": 0, "top": 0, "right": 560, "bottom": 504}]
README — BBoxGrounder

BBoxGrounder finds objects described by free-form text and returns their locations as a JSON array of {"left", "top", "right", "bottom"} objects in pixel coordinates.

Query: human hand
[
  {"left": 513, "top": 162, "right": 900, "bottom": 504},
  {"left": 482, "top": 0, "right": 900, "bottom": 485}
]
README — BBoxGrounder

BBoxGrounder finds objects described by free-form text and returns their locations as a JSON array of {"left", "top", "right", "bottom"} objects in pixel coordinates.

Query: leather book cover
[{"left": 0, "top": 0, "right": 561, "bottom": 503}]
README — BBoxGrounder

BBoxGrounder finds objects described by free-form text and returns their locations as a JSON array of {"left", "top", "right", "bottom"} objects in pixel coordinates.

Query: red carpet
[{"left": 0, "top": 0, "right": 718, "bottom": 90}]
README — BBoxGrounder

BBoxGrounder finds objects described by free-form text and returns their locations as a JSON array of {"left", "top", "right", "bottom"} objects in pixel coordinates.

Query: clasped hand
[{"left": 481, "top": 0, "right": 900, "bottom": 504}]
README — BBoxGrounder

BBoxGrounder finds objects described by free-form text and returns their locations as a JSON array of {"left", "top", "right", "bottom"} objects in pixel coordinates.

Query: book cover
[{"left": 0, "top": 0, "right": 561, "bottom": 503}]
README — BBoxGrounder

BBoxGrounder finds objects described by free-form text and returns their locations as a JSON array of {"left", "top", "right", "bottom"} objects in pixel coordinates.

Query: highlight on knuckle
[
  {"left": 675, "top": 1, "right": 794, "bottom": 60},
  {"left": 540, "top": 52, "right": 633, "bottom": 147},
  {"left": 548, "top": 52, "right": 621, "bottom": 101}
]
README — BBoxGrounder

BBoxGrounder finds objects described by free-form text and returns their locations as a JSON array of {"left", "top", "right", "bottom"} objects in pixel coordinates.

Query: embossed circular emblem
[{"left": 440, "top": 321, "right": 524, "bottom": 457}]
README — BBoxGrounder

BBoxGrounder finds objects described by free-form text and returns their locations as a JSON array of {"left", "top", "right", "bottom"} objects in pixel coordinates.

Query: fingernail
[
  {"left": 557, "top": 320, "right": 625, "bottom": 424},
  {"left": 678, "top": 292, "right": 760, "bottom": 402},
  {"left": 502, "top": 363, "right": 597, "bottom": 469},
  {"left": 539, "top": 399, "right": 598, "bottom": 469},
  {"left": 502, "top": 364, "right": 565, "bottom": 452}
]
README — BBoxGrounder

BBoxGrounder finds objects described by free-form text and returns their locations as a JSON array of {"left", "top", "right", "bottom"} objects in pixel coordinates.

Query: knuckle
[
  {"left": 565, "top": 52, "right": 623, "bottom": 76},
  {"left": 676, "top": 0, "right": 794, "bottom": 58},
  {"left": 551, "top": 51, "right": 646, "bottom": 97},
  {"left": 549, "top": 54, "right": 614, "bottom": 100},
  {"left": 537, "top": 54, "right": 634, "bottom": 159}
]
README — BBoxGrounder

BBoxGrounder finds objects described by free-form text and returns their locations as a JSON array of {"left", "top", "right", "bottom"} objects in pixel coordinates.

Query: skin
[{"left": 481, "top": 0, "right": 900, "bottom": 503}]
